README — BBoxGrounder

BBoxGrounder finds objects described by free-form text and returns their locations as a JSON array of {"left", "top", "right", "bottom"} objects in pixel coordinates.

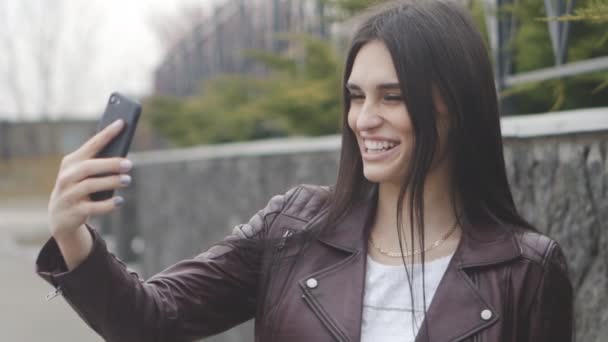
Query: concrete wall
[
  {"left": 0, "top": 119, "right": 96, "bottom": 159},
  {"left": 102, "top": 107, "right": 608, "bottom": 342},
  {"left": 0, "top": 118, "right": 170, "bottom": 160}
]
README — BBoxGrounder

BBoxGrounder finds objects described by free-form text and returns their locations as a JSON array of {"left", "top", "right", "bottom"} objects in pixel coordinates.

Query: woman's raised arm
[{"left": 37, "top": 118, "right": 298, "bottom": 341}]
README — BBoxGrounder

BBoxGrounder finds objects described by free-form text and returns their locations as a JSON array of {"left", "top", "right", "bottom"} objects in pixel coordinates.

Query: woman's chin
[{"left": 362, "top": 165, "right": 398, "bottom": 184}]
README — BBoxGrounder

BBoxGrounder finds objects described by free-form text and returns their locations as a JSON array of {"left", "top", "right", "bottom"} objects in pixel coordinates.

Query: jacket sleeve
[
  {"left": 525, "top": 241, "right": 574, "bottom": 342},
  {"left": 35, "top": 186, "right": 299, "bottom": 342}
]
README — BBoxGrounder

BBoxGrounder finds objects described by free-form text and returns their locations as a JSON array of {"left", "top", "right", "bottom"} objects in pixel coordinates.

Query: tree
[
  {"left": 144, "top": 0, "right": 607, "bottom": 146},
  {"left": 469, "top": 0, "right": 607, "bottom": 113},
  {"left": 147, "top": 3, "right": 208, "bottom": 50},
  {"left": 0, "top": 0, "right": 105, "bottom": 121},
  {"left": 143, "top": 0, "right": 377, "bottom": 146},
  {"left": 0, "top": 1, "right": 27, "bottom": 118},
  {"left": 145, "top": 33, "right": 344, "bottom": 145},
  {"left": 496, "top": 0, "right": 608, "bottom": 113},
  {"left": 548, "top": 0, "right": 608, "bottom": 23}
]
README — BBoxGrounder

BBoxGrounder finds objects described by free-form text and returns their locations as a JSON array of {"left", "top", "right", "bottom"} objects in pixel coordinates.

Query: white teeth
[{"left": 364, "top": 139, "right": 397, "bottom": 151}]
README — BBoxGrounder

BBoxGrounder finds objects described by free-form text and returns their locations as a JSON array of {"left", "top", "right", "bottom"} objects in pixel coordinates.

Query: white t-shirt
[{"left": 361, "top": 252, "right": 454, "bottom": 342}]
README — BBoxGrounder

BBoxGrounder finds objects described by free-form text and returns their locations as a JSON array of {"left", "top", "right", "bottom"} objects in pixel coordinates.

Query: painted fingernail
[
  {"left": 113, "top": 196, "right": 125, "bottom": 207},
  {"left": 120, "top": 174, "right": 131, "bottom": 186},
  {"left": 120, "top": 160, "right": 133, "bottom": 172}
]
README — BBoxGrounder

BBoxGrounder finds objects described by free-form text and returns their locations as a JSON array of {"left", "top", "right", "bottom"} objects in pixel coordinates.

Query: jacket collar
[
  {"left": 317, "top": 184, "right": 522, "bottom": 267},
  {"left": 305, "top": 184, "right": 523, "bottom": 342}
]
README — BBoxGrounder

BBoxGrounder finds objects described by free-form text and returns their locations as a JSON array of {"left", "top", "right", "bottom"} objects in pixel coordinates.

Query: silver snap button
[
  {"left": 481, "top": 309, "right": 492, "bottom": 320},
  {"left": 305, "top": 278, "right": 318, "bottom": 289}
]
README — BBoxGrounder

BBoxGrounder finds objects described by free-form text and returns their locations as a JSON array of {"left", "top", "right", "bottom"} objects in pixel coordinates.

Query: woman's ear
[{"left": 432, "top": 85, "right": 449, "bottom": 119}]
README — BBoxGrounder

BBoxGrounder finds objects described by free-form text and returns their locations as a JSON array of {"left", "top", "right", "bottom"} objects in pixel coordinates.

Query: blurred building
[{"left": 154, "top": 0, "right": 329, "bottom": 97}]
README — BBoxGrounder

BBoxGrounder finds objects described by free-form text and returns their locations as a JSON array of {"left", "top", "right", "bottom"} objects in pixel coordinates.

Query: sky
[
  {"left": 96, "top": 0, "right": 218, "bottom": 96},
  {"left": 0, "top": 0, "right": 219, "bottom": 121}
]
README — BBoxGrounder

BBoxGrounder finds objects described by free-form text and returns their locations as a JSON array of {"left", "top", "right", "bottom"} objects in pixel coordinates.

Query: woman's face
[
  {"left": 347, "top": 40, "right": 413, "bottom": 185},
  {"left": 347, "top": 40, "right": 450, "bottom": 186}
]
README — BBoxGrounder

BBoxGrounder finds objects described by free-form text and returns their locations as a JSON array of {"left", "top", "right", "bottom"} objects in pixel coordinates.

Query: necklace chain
[{"left": 369, "top": 222, "right": 458, "bottom": 258}]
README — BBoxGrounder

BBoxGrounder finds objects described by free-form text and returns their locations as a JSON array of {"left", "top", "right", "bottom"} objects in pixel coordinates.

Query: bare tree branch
[
  {"left": 0, "top": 0, "right": 106, "bottom": 120},
  {"left": 53, "top": 2, "right": 106, "bottom": 115},
  {"left": 20, "top": 0, "right": 66, "bottom": 119},
  {"left": 147, "top": 3, "right": 208, "bottom": 51},
  {"left": 0, "top": 1, "right": 27, "bottom": 119}
]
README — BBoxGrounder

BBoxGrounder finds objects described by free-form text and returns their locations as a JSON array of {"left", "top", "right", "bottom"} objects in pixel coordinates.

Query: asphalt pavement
[{"left": 0, "top": 198, "right": 102, "bottom": 341}]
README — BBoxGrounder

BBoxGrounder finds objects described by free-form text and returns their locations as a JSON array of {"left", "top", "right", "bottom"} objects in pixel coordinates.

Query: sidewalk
[{"left": 0, "top": 198, "right": 101, "bottom": 341}]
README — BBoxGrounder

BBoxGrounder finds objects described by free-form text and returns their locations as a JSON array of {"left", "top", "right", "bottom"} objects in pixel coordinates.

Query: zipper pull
[
  {"left": 45, "top": 286, "right": 63, "bottom": 301},
  {"left": 276, "top": 229, "right": 293, "bottom": 251}
]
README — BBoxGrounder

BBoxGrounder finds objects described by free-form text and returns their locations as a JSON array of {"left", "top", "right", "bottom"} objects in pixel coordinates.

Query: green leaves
[
  {"left": 320, "top": 0, "right": 383, "bottom": 20},
  {"left": 143, "top": 0, "right": 384, "bottom": 146},
  {"left": 144, "top": 0, "right": 607, "bottom": 147},
  {"left": 542, "top": 0, "right": 608, "bottom": 23},
  {"left": 475, "top": 0, "right": 608, "bottom": 114},
  {"left": 143, "top": 34, "right": 345, "bottom": 146}
]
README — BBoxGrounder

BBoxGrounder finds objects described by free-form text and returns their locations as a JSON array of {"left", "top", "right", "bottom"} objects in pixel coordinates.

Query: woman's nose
[{"left": 356, "top": 106, "right": 383, "bottom": 131}]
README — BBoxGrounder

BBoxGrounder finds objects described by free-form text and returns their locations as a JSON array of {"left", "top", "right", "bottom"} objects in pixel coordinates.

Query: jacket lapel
[
  {"left": 414, "top": 223, "right": 521, "bottom": 342},
  {"left": 297, "top": 185, "right": 522, "bottom": 342},
  {"left": 296, "top": 187, "right": 377, "bottom": 342}
]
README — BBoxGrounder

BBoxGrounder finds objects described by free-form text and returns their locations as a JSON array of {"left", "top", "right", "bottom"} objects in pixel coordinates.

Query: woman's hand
[{"left": 48, "top": 119, "right": 133, "bottom": 241}]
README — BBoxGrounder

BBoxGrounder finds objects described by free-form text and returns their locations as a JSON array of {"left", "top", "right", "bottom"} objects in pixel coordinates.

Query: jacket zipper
[
  {"left": 302, "top": 291, "right": 348, "bottom": 342},
  {"left": 45, "top": 286, "right": 62, "bottom": 301},
  {"left": 276, "top": 229, "right": 293, "bottom": 251}
]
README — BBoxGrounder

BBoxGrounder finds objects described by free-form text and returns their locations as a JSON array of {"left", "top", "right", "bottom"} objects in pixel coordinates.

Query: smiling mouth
[
  {"left": 366, "top": 146, "right": 398, "bottom": 153},
  {"left": 364, "top": 142, "right": 401, "bottom": 154}
]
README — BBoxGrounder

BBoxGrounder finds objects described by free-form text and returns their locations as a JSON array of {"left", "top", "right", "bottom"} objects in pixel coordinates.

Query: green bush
[{"left": 144, "top": 0, "right": 608, "bottom": 146}]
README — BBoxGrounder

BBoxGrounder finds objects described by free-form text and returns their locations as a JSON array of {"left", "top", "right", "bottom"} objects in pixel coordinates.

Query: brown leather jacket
[{"left": 36, "top": 184, "right": 574, "bottom": 342}]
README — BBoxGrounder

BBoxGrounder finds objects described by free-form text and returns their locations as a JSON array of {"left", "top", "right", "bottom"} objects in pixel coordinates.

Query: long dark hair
[
  {"left": 234, "top": 0, "right": 536, "bottom": 340},
  {"left": 334, "top": 0, "right": 535, "bottom": 240},
  {"left": 327, "top": 0, "right": 536, "bottom": 335}
]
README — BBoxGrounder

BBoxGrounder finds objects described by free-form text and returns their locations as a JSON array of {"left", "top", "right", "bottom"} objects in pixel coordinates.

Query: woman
[{"left": 37, "top": 0, "right": 573, "bottom": 341}]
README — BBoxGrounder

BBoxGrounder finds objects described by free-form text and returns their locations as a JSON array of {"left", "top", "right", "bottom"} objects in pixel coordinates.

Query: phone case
[{"left": 89, "top": 92, "right": 141, "bottom": 202}]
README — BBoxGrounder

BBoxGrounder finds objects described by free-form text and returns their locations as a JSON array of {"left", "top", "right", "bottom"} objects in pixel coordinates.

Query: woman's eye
[
  {"left": 384, "top": 94, "right": 403, "bottom": 102},
  {"left": 350, "top": 94, "right": 365, "bottom": 101}
]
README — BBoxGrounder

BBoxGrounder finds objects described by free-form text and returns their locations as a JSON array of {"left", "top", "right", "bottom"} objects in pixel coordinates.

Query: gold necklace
[{"left": 369, "top": 222, "right": 458, "bottom": 258}]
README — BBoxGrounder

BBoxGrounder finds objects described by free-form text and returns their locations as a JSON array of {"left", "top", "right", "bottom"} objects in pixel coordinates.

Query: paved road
[{"left": 0, "top": 198, "right": 101, "bottom": 341}]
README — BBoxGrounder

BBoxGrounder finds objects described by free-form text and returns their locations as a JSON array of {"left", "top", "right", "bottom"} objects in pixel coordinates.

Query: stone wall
[
  {"left": 502, "top": 132, "right": 607, "bottom": 340},
  {"left": 101, "top": 107, "right": 607, "bottom": 342}
]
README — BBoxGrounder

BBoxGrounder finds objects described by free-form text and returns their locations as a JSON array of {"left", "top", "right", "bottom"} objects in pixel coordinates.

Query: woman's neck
[{"left": 369, "top": 163, "right": 463, "bottom": 262}]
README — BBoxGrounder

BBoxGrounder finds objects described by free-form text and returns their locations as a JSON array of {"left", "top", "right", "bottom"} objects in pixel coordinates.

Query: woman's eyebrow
[
  {"left": 377, "top": 83, "right": 401, "bottom": 90},
  {"left": 345, "top": 82, "right": 401, "bottom": 91}
]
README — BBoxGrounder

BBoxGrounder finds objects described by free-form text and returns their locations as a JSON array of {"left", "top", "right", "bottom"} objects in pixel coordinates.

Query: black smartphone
[{"left": 89, "top": 92, "right": 142, "bottom": 202}]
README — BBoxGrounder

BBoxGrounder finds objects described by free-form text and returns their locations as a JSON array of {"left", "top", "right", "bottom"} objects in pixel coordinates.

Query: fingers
[
  {"left": 47, "top": 158, "right": 131, "bottom": 239},
  {"left": 77, "top": 196, "right": 125, "bottom": 218},
  {"left": 67, "top": 119, "right": 124, "bottom": 163},
  {"left": 48, "top": 120, "right": 130, "bottom": 239},
  {"left": 56, "top": 157, "right": 132, "bottom": 191},
  {"left": 64, "top": 173, "right": 131, "bottom": 204}
]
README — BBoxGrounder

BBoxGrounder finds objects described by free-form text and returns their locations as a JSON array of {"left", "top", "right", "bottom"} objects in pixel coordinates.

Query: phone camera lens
[{"left": 109, "top": 95, "right": 120, "bottom": 105}]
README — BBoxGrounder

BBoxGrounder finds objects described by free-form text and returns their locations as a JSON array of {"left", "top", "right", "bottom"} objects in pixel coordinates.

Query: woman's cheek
[{"left": 347, "top": 108, "right": 358, "bottom": 132}]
